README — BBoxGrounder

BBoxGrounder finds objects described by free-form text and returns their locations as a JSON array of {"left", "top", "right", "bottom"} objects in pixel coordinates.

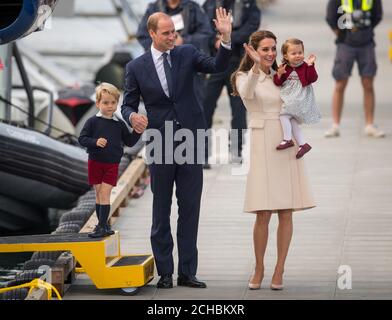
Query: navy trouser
[{"left": 147, "top": 123, "right": 203, "bottom": 276}]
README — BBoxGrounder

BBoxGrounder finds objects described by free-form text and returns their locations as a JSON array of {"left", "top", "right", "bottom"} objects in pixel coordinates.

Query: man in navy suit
[{"left": 121, "top": 8, "right": 232, "bottom": 289}]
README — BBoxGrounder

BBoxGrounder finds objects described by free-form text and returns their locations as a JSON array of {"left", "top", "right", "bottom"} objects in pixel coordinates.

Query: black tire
[
  {"left": 30, "top": 251, "right": 63, "bottom": 261},
  {"left": 75, "top": 204, "right": 95, "bottom": 212},
  {"left": 67, "top": 210, "right": 95, "bottom": 221},
  {"left": 78, "top": 189, "right": 95, "bottom": 199},
  {"left": 71, "top": 206, "right": 95, "bottom": 215},
  {"left": 119, "top": 287, "right": 140, "bottom": 296},
  {"left": 55, "top": 223, "right": 80, "bottom": 233},
  {"left": 77, "top": 195, "right": 94, "bottom": 204},
  {"left": 76, "top": 192, "right": 95, "bottom": 206},
  {"left": 6, "top": 278, "right": 31, "bottom": 287},
  {"left": 70, "top": 207, "right": 93, "bottom": 215},
  {"left": 23, "top": 258, "right": 56, "bottom": 270},
  {"left": 14, "top": 269, "right": 46, "bottom": 282},
  {"left": 70, "top": 220, "right": 85, "bottom": 228},
  {"left": 52, "top": 229, "right": 71, "bottom": 235},
  {"left": 0, "top": 288, "right": 28, "bottom": 300},
  {"left": 59, "top": 219, "right": 85, "bottom": 228}
]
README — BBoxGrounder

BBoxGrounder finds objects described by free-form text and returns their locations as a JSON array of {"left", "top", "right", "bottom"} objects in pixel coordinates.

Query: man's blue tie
[{"left": 162, "top": 52, "right": 173, "bottom": 98}]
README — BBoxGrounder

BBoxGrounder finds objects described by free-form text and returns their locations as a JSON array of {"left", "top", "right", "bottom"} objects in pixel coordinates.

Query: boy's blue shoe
[
  {"left": 105, "top": 224, "right": 115, "bottom": 236},
  {"left": 88, "top": 225, "right": 107, "bottom": 238}
]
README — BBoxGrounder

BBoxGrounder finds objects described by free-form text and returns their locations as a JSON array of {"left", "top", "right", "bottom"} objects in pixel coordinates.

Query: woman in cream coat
[{"left": 231, "top": 31, "right": 315, "bottom": 290}]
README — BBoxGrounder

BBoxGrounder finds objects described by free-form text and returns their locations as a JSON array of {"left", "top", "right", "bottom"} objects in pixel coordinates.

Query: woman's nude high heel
[
  {"left": 270, "top": 283, "right": 284, "bottom": 290},
  {"left": 270, "top": 270, "right": 284, "bottom": 290},
  {"left": 248, "top": 282, "right": 261, "bottom": 290},
  {"left": 248, "top": 272, "right": 263, "bottom": 290}
]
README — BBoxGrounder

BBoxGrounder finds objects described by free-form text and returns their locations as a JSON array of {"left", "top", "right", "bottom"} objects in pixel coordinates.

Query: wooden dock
[{"left": 63, "top": 0, "right": 392, "bottom": 300}]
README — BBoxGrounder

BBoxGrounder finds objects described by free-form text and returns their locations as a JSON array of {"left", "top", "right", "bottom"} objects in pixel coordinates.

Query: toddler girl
[{"left": 273, "top": 38, "right": 321, "bottom": 159}]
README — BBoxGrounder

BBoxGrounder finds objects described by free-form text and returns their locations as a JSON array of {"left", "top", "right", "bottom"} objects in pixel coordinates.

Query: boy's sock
[
  {"left": 98, "top": 204, "right": 110, "bottom": 228},
  {"left": 95, "top": 203, "right": 101, "bottom": 221}
]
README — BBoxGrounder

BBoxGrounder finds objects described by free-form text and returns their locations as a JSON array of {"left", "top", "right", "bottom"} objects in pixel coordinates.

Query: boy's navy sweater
[{"left": 78, "top": 115, "right": 141, "bottom": 163}]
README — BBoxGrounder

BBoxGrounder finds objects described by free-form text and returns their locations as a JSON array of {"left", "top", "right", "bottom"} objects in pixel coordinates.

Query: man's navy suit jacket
[{"left": 121, "top": 44, "right": 231, "bottom": 132}]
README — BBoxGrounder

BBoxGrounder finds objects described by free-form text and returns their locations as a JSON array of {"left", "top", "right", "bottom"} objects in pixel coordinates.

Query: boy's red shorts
[{"left": 88, "top": 160, "right": 119, "bottom": 186}]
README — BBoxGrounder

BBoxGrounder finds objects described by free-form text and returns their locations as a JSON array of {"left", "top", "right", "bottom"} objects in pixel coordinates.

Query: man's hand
[
  {"left": 175, "top": 32, "right": 184, "bottom": 46},
  {"left": 213, "top": 7, "right": 232, "bottom": 43},
  {"left": 214, "top": 37, "right": 221, "bottom": 49},
  {"left": 277, "top": 64, "right": 287, "bottom": 78},
  {"left": 130, "top": 113, "right": 148, "bottom": 134},
  {"left": 96, "top": 138, "right": 107, "bottom": 148},
  {"left": 306, "top": 54, "right": 317, "bottom": 65}
]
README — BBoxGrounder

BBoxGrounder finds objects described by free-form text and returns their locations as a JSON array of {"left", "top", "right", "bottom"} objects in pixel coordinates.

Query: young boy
[{"left": 78, "top": 82, "right": 141, "bottom": 238}]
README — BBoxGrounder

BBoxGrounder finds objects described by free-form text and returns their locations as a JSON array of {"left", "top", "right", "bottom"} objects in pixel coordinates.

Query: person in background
[
  {"left": 325, "top": 0, "right": 384, "bottom": 138},
  {"left": 137, "top": 0, "right": 214, "bottom": 103},
  {"left": 202, "top": 0, "right": 261, "bottom": 167}
]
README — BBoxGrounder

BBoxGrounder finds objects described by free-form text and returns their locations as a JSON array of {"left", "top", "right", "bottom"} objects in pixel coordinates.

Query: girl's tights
[{"left": 280, "top": 115, "right": 305, "bottom": 146}]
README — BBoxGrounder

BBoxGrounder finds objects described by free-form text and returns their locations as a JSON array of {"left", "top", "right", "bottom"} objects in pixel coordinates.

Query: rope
[
  {"left": 0, "top": 94, "right": 79, "bottom": 139},
  {"left": 0, "top": 278, "right": 62, "bottom": 300}
]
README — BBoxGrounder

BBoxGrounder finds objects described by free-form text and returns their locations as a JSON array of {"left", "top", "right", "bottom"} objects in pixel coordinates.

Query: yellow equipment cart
[{"left": 0, "top": 232, "right": 154, "bottom": 296}]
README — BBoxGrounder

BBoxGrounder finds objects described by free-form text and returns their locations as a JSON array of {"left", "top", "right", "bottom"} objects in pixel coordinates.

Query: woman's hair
[
  {"left": 96, "top": 82, "right": 120, "bottom": 102},
  {"left": 281, "top": 38, "right": 304, "bottom": 64},
  {"left": 230, "top": 30, "right": 278, "bottom": 96}
]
